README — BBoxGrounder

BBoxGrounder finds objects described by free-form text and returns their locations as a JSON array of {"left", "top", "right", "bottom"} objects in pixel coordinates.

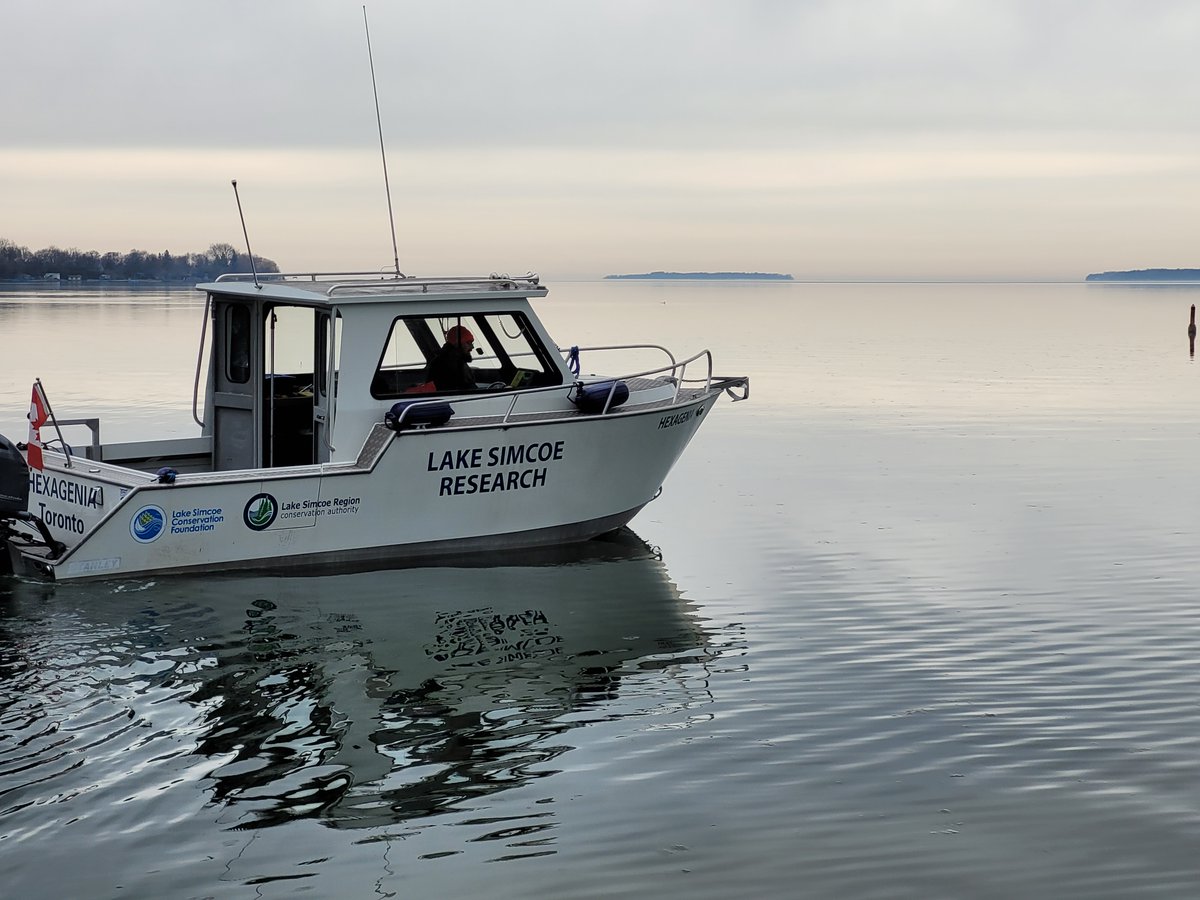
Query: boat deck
[
  {"left": 41, "top": 384, "right": 715, "bottom": 485},
  {"left": 419, "top": 382, "right": 709, "bottom": 430}
]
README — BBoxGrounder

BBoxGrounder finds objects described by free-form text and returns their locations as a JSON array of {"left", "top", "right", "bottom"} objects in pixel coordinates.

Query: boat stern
[{"left": 1, "top": 435, "right": 145, "bottom": 580}]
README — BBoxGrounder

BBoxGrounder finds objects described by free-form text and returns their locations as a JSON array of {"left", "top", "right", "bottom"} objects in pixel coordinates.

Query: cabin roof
[{"left": 196, "top": 272, "right": 548, "bottom": 306}]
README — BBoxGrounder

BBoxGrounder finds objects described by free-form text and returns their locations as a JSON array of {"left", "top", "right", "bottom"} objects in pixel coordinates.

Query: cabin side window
[
  {"left": 370, "top": 312, "right": 563, "bottom": 398},
  {"left": 226, "top": 305, "right": 251, "bottom": 384}
]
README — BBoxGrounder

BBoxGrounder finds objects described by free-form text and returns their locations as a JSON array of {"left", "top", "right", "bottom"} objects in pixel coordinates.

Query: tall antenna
[
  {"left": 363, "top": 5, "right": 401, "bottom": 277},
  {"left": 230, "top": 179, "right": 261, "bottom": 289}
]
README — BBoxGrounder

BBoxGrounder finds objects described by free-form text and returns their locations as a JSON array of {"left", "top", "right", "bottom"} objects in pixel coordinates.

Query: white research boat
[{"left": 0, "top": 271, "right": 748, "bottom": 581}]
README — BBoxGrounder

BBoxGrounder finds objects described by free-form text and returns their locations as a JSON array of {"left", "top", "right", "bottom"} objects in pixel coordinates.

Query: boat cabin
[{"left": 201, "top": 272, "right": 566, "bottom": 471}]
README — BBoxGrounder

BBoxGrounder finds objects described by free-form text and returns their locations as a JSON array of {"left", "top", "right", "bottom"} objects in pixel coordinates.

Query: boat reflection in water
[{"left": 0, "top": 529, "right": 719, "bottom": 837}]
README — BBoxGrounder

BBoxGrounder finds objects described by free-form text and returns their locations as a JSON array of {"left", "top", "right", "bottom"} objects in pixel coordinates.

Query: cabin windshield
[{"left": 371, "top": 311, "right": 563, "bottom": 397}]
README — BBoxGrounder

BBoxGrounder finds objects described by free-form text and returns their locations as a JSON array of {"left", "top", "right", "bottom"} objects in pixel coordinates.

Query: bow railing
[{"left": 384, "top": 346, "right": 731, "bottom": 431}]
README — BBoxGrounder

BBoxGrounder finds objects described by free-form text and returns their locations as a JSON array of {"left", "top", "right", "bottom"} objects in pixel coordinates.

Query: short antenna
[
  {"left": 363, "top": 5, "right": 401, "bottom": 277},
  {"left": 230, "top": 179, "right": 261, "bottom": 289}
]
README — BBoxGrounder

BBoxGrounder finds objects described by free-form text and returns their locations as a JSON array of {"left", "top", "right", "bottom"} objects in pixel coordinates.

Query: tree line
[{"left": 0, "top": 239, "right": 280, "bottom": 281}]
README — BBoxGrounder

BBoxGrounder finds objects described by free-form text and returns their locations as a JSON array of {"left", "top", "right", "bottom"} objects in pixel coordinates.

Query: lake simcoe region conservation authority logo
[
  {"left": 243, "top": 493, "right": 278, "bottom": 531},
  {"left": 129, "top": 505, "right": 166, "bottom": 543}
]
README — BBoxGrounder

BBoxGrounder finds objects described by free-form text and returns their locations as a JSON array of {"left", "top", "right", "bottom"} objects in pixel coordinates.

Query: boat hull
[{"left": 10, "top": 391, "right": 719, "bottom": 581}]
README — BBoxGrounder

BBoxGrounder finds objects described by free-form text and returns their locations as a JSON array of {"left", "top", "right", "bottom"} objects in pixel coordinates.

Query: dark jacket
[{"left": 424, "top": 344, "right": 475, "bottom": 392}]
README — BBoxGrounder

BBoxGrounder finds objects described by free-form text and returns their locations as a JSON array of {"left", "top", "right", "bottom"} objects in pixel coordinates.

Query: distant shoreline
[
  {"left": 604, "top": 271, "right": 794, "bottom": 281},
  {"left": 0, "top": 277, "right": 193, "bottom": 284},
  {"left": 1086, "top": 268, "right": 1200, "bottom": 282}
]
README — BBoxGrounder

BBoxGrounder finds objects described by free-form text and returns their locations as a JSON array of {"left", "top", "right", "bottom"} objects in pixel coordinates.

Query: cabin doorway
[
  {"left": 264, "top": 305, "right": 316, "bottom": 468},
  {"left": 210, "top": 297, "right": 341, "bottom": 472}
]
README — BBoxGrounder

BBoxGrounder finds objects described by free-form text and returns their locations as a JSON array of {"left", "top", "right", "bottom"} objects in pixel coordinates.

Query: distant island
[
  {"left": 605, "top": 271, "right": 794, "bottom": 281},
  {"left": 0, "top": 238, "right": 279, "bottom": 282},
  {"left": 1086, "top": 268, "right": 1200, "bottom": 282}
]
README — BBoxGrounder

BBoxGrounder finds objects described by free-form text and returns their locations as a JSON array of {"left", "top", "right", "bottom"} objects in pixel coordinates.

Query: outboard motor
[
  {"left": 0, "top": 432, "right": 30, "bottom": 576},
  {"left": 0, "top": 432, "right": 29, "bottom": 519}
]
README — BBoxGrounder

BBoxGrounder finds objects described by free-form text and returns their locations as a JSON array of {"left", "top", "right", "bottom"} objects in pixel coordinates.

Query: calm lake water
[{"left": 2, "top": 279, "right": 1199, "bottom": 898}]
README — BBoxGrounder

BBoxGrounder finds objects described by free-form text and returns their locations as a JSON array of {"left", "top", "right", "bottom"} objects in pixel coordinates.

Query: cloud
[
  {"left": 9, "top": 0, "right": 1200, "bottom": 150},
  {"left": 5, "top": 1, "right": 1200, "bottom": 278}
]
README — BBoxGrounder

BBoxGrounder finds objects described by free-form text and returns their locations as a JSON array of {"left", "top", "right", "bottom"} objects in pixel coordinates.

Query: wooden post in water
[{"left": 1190, "top": 304, "right": 1196, "bottom": 358}]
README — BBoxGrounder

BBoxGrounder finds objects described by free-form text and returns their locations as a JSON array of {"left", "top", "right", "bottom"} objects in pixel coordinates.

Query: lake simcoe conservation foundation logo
[
  {"left": 129, "top": 505, "right": 166, "bottom": 543},
  {"left": 243, "top": 493, "right": 278, "bottom": 531}
]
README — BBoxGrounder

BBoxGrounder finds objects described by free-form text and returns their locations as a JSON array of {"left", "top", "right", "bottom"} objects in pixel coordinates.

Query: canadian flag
[{"left": 27, "top": 381, "right": 50, "bottom": 471}]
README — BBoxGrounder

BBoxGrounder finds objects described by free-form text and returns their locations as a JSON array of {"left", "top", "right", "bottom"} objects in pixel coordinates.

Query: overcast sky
[{"left": 4, "top": 0, "right": 1200, "bottom": 280}]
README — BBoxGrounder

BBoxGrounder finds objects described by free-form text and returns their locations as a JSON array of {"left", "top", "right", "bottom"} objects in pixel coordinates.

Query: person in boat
[{"left": 424, "top": 324, "right": 478, "bottom": 391}]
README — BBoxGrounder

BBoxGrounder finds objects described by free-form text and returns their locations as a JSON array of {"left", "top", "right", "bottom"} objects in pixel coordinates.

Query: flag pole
[{"left": 34, "top": 378, "right": 73, "bottom": 469}]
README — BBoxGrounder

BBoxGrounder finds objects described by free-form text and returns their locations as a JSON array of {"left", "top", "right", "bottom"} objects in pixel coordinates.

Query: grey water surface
[{"left": 2, "top": 280, "right": 1199, "bottom": 898}]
